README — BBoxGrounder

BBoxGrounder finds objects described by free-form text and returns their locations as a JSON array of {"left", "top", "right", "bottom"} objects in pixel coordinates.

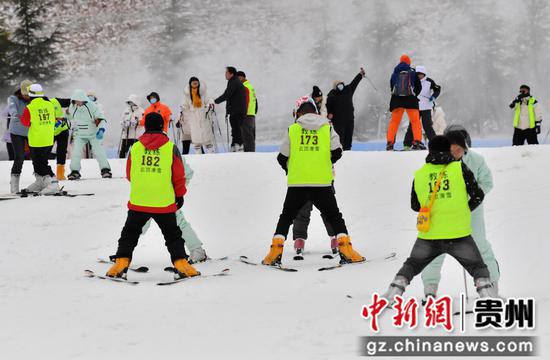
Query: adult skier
[
  {"left": 119, "top": 94, "right": 144, "bottom": 158},
  {"left": 66, "top": 89, "right": 112, "bottom": 180},
  {"left": 141, "top": 92, "right": 172, "bottom": 134},
  {"left": 311, "top": 85, "right": 327, "bottom": 117},
  {"left": 326, "top": 67, "right": 365, "bottom": 150},
  {"left": 7, "top": 79, "right": 32, "bottom": 193},
  {"left": 214, "top": 66, "right": 247, "bottom": 152},
  {"left": 182, "top": 77, "right": 215, "bottom": 154},
  {"left": 237, "top": 71, "right": 257, "bottom": 152},
  {"left": 509, "top": 84, "right": 542, "bottom": 145},
  {"left": 262, "top": 96, "right": 364, "bottom": 266},
  {"left": 106, "top": 112, "right": 199, "bottom": 279},
  {"left": 19, "top": 84, "right": 60, "bottom": 194},
  {"left": 381, "top": 135, "right": 498, "bottom": 301},
  {"left": 421, "top": 126, "right": 500, "bottom": 297},
  {"left": 386, "top": 55, "right": 425, "bottom": 151},
  {"left": 403, "top": 65, "right": 441, "bottom": 149}
]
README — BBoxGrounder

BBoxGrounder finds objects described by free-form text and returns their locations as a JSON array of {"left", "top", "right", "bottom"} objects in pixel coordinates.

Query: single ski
[
  {"left": 44, "top": 190, "right": 95, "bottom": 197},
  {"left": 239, "top": 255, "right": 298, "bottom": 272},
  {"left": 157, "top": 268, "right": 230, "bottom": 286},
  {"left": 318, "top": 252, "right": 397, "bottom": 271},
  {"left": 84, "top": 269, "right": 139, "bottom": 285},
  {"left": 163, "top": 256, "right": 229, "bottom": 273},
  {"left": 96, "top": 258, "right": 149, "bottom": 273}
]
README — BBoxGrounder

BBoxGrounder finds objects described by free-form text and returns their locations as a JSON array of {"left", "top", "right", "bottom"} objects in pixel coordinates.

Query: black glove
[
  {"left": 175, "top": 122, "right": 181, "bottom": 128},
  {"left": 535, "top": 121, "right": 541, "bottom": 134},
  {"left": 176, "top": 196, "right": 184, "bottom": 209}
]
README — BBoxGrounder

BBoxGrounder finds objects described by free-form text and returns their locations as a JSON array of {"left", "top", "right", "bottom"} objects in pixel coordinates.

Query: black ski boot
[
  {"left": 386, "top": 142, "right": 394, "bottom": 151},
  {"left": 411, "top": 141, "right": 426, "bottom": 150},
  {"left": 101, "top": 168, "right": 112, "bottom": 178},
  {"left": 67, "top": 171, "right": 81, "bottom": 180}
]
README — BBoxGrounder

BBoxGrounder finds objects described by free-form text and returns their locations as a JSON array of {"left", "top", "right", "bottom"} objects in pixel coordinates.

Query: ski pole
[
  {"left": 117, "top": 126, "right": 124, "bottom": 158},
  {"left": 463, "top": 269, "right": 469, "bottom": 303},
  {"left": 365, "top": 73, "right": 379, "bottom": 93},
  {"left": 225, "top": 114, "right": 230, "bottom": 151}
]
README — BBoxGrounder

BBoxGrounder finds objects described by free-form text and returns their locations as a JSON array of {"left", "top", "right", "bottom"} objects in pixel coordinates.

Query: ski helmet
[{"left": 444, "top": 124, "right": 472, "bottom": 148}]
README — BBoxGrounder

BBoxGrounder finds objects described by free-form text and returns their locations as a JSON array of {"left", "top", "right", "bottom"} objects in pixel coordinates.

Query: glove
[
  {"left": 96, "top": 128, "right": 105, "bottom": 140},
  {"left": 429, "top": 96, "right": 435, "bottom": 102},
  {"left": 175, "top": 121, "right": 182, "bottom": 128},
  {"left": 55, "top": 119, "right": 62, "bottom": 128},
  {"left": 175, "top": 196, "right": 184, "bottom": 209},
  {"left": 535, "top": 121, "right": 541, "bottom": 134}
]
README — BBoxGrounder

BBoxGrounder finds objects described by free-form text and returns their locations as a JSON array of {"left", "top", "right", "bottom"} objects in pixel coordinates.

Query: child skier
[
  {"left": 262, "top": 96, "right": 364, "bottom": 266},
  {"left": 382, "top": 135, "right": 498, "bottom": 300},
  {"left": 421, "top": 126, "right": 500, "bottom": 296},
  {"left": 106, "top": 112, "right": 199, "bottom": 279}
]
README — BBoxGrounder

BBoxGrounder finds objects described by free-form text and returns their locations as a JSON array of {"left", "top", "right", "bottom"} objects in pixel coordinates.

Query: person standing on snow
[
  {"left": 181, "top": 76, "right": 215, "bottom": 154},
  {"left": 421, "top": 126, "right": 500, "bottom": 298},
  {"left": 262, "top": 96, "right": 365, "bottom": 266},
  {"left": 19, "top": 84, "right": 60, "bottom": 194},
  {"left": 386, "top": 55, "right": 425, "bottom": 151},
  {"left": 509, "top": 84, "right": 542, "bottom": 145},
  {"left": 106, "top": 112, "right": 200, "bottom": 280},
  {"left": 66, "top": 89, "right": 112, "bottom": 180},
  {"left": 326, "top": 67, "right": 365, "bottom": 151},
  {"left": 402, "top": 65, "right": 441, "bottom": 150},
  {"left": 311, "top": 85, "right": 327, "bottom": 117},
  {"left": 237, "top": 71, "right": 257, "bottom": 152},
  {"left": 119, "top": 94, "right": 144, "bottom": 158},
  {"left": 49, "top": 97, "right": 70, "bottom": 180},
  {"left": 140, "top": 92, "right": 172, "bottom": 134},
  {"left": 381, "top": 135, "right": 498, "bottom": 301},
  {"left": 7, "top": 79, "right": 32, "bottom": 193},
  {"left": 214, "top": 66, "right": 247, "bottom": 152},
  {"left": 1, "top": 103, "right": 14, "bottom": 160}
]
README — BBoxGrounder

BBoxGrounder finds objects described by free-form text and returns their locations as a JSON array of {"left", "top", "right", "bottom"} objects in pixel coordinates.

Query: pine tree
[
  {"left": 0, "top": 19, "right": 12, "bottom": 97},
  {"left": 8, "top": 0, "right": 62, "bottom": 85}
]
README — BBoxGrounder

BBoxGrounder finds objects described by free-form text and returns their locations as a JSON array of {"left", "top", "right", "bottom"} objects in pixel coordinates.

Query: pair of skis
[
  {"left": 0, "top": 189, "right": 95, "bottom": 200},
  {"left": 239, "top": 252, "right": 397, "bottom": 272}
]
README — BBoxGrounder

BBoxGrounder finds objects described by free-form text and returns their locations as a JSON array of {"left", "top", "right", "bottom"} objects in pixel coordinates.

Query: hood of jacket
[
  {"left": 426, "top": 152, "right": 455, "bottom": 165},
  {"left": 127, "top": 94, "right": 140, "bottom": 105},
  {"left": 184, "top": 81, "right": 207, "bottom": 98},
  {"left": 71, "top": 89, "right": 89, "bottom": 102},
  {"left": 139, "top": 132, "right": 170, "bottom": 150},
  {"left": 296, "top": 112, "right": 330, "bottom": 130},
  {"left": 393, "top": 62, "right": 412, "bottom": 74}
]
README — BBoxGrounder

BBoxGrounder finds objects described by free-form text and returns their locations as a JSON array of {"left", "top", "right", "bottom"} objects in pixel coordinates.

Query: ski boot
[
  {"left": 189, "top": 247, "right": 207, "bottom": 264},
  {"left": 411, "top": 141, "right": 426, "bottom": 150},
  {"left": 262, "top": 235, "right": 285, "bottom": 265},
  {"left": 382, "top": 275, "right": 409, "bottom": 303},
  {"left": 294, "top": 238, "right": 305, "bottom": 255},
  {"left": 56, "top": 164, "right": 66, "bottom": 181},
  {"left": 336, "top": 234, "right": 365, "bottom": 263},
  {"left": 41, "top": 176, "right": 61, "bottom": 195},
  {"left": 101, "top": 168, "right": 112, "bottom": 178},
  {"left": 330, "top": 236, "right": 338, "bottom": 254},
  {"left": 386, "top": 142, "right": 394, "bottom": 151},
  {"left": 106, "top": 257, "right": 130, "bottom": 278},
  {"left": 67, "top": 171, "right": 81, "bottom": 180},
  {"left": 476, "top": 277, "right": 499, "bottom": 298},
  {"left": 403, "top": 145, "right": 411, "bottom": 151},
  {"left": 172, "top": 258, "right": 200, "bottom": 278},
  {"left": 421, "top": 283, "right": 438, "bottom": 305},
  {"left": 24, "top": 174, "right": 46, "bottom": 193},
  {"left": 10, "top": 174, "right": 20, "bottom": 194}
]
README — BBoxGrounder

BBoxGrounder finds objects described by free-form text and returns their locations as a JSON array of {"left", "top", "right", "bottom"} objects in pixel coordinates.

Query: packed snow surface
[{"left": 1, "top": 146, "right": 548, "bottom": 359}]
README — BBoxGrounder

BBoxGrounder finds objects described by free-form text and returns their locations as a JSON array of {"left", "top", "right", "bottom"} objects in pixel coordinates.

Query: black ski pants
[
  {"left": 512, "top": 128, "right": 538, "bottom": 145},
  {"left": 275, "top": 187, "right": 347, "bottom": 238},
  {"left": 119, "top": 138, "right": 137, "bottom": 158},
  {"left": 241, "top": 115, "right": 256, "bottom": 152},
  {"left": 333, "top": 118, "right": 354, "bottom": 151},
  {"left": 30, "top": 146, "right": 55, "bottom": 177},
  {"left": 229, "top": 112, "right": 244, "bottom": 146},
  {"left": 396, "top": 236, "right": 489, "bottom": 283},
  {"left": 54, "top": 129, "right": 69, "bottom": 165},
  {"left": 404, "top": 110, "right": 436, "bottom": 147},
  {"left": 292, "top": 198, "right": 335, "bottom": 240},
  {"left": 10, "top": 134, "right": 28, "bottom": 175},
  {"left": 116, "top": 210, "right": 188, "bottom": 262}
]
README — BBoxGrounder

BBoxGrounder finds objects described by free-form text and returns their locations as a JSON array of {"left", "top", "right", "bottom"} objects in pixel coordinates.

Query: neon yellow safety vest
[
  {"left": 130, "top": 141, "right": 175, "bottom": 208},
  {"left": 513, "top": 97, "right": 536, "bottom": 128},
  {"left": 414, "top": 161, "right": 471, "bottom": 240},
  {"left": 27, "top": 97, "right": 55, "bottom": 147},
  {"left": 50, "top": 98, "right": 68, "bottom": 136},
  {"left": 287, "top": 123, "right": 333, "bottom": 186},
  {"left": 243, "top": 80, "right": 257, "bottom": 116}
]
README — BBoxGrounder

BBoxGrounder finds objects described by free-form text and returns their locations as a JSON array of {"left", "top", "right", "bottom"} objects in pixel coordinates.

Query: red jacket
[{"left": 126, "top": 132, "right": 186, "bottom": 213}]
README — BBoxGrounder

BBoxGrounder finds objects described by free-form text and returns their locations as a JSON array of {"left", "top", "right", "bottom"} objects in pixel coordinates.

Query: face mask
[
  {"left": 337, "top": 83, "right": 344, "bottom": 91},
  {"left": 150, "top": 98, "right": 157, "bottom": 104}
]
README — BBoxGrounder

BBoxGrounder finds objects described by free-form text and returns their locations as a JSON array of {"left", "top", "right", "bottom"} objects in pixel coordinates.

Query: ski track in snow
[{"left": 0, "top": 146, "right": 548, "bottom": 359}]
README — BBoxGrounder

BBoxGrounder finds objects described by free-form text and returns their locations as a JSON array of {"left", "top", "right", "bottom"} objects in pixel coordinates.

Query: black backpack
[{"left": 393, "top": 70, "right": 413, "bottom": 96}]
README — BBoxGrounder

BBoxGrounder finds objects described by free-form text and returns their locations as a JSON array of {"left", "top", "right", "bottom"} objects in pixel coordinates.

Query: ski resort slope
[{"left": 0, "top": 146, "right": 549, "bottom": 360}]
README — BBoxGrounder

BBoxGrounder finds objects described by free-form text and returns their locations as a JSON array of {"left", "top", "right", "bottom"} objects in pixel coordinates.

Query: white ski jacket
[
  {"left": 121, "top": 94, "right": 144, "bottom": 140},
  {"left": 181, "top": 82, "right": 214, "bottom": 145}
]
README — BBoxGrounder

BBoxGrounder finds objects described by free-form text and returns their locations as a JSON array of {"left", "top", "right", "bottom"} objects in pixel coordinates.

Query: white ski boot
[
  {"left": 189, "top": 247, "right": 207, "bottom": 264},
  {"left": 24, "top": 174, "right": 46, "bottom": 193},
  {"left": 41, "top": 175, "right": 61, "bottom": 195},
  {"left": 10, "top": 174, "right": 20, "bottom": 194},
  {"left": 382, "top": 276, "right": 408, "bottom": 303},
  {"left": 476, "top": 277, "right": 499, "bottom": 298}
]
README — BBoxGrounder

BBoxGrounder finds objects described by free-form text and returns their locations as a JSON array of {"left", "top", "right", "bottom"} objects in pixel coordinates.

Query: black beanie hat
[
  {"left": 446, "top": 130, "right": 467, "bottom": 149},
  {"left": 145, "top": 112, "right": 164, "bottom": 132},
  {"left": 312, "top": 86, "right": 323, "bottom": 98},
  {"left": 146, "top": 91, "right": 160, "bottom": 102},
  {"left": 236, "top": 71, "right": 246, "bottom": 78},
  {"left": 519, "top": 84, "right": 530, "bottom": 92},
  {"left": 428, "top": 135, "right": 451, "bottom": 153}
]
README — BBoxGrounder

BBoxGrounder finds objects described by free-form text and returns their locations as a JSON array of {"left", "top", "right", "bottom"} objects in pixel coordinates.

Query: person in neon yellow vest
[
  {"left": 19, "top": 84, "right": 60, "bottom": 194},
  {"left": 237, "top": 71, "right": 257, "bottom": 152},
  {"left": 262, "top": 96, "right": 364, "bottom": 266},
  {"left": 509, "top": 84, "right": 542, "bottom": 145},
  {"left": 106, "top": 112, "right": 199, "bottom": 280},
  {"left": 381, "top": 135, "right": 498, "bottom": 301}
]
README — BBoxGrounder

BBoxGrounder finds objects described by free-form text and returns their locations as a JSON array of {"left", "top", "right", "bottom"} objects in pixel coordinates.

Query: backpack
[{"left": 393, "top": 70, "right": 413, "bottom": 96}]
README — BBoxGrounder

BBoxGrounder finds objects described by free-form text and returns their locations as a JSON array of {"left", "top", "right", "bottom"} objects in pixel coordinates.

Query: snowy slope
[{"left": 0, "top": 146, "right": 549, "bottom": 359}]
